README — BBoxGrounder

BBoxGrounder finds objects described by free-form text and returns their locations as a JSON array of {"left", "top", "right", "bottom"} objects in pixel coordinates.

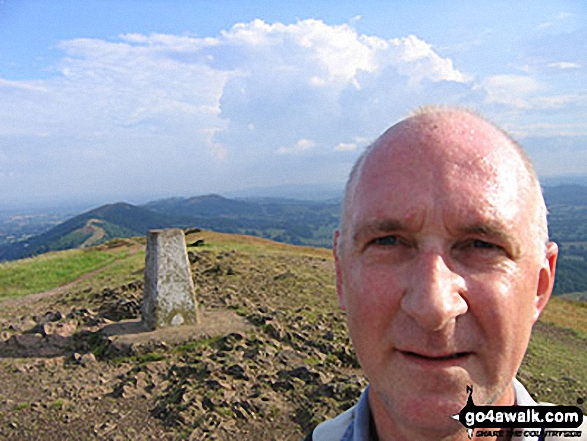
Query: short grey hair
[{"left": 337, "top": 106, "right": 549, "bottom": 257}]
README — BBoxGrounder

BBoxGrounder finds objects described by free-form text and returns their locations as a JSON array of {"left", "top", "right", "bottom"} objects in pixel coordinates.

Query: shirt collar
[{"left": 345, "top": 380, "right": 542, "bottom": 441}]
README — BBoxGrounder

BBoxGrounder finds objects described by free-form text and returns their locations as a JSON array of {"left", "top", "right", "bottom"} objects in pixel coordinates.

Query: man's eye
[
  {"left": 471, "top": 239, "right": 500, "bottom": 250},
  {"left": 371, "top": 235, "right": 399, "bottom": 246}
]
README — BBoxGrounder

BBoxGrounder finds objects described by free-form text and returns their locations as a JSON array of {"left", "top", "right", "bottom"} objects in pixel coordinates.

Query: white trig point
[{"left": 142, "top": 229, "right": 198, "bottom": 330}]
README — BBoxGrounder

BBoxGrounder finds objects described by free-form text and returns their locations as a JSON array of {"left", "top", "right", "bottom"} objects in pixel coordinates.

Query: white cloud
[
  {"left": 513, "top": 122, "right": 587, "bottom": 138},
  {"left": 0, "top": 20, "right": 468, "bottom": 146},
  {"left": 481, "top": 74, "right": 543, "bottom": 108},
  {"left": 2, "top": 18, "right": 585, "bottom": 201},
  {"left": 515, "top": 64, "right": 531, "bottom": 73},
  {"left": 0, "top": 78, "right": 48, "bottom": 92},
  {"left": 534, "top": 94, "right": 587, "bottom": 109},
  {"left": 389, "top": 35, "right": 468, "bottom": 85},
  {"left": 557, "top": 12, "right": 574, "bottom": 20},
  {"left": 204, "top": 128, "right": 228, "bottom": 160},
  {"left": 538, "top": 11, "right": 574, "bottom": 29},
  {"left": 547, "top": 61, "right": 581, "bottom": 69},
  {"left": 276, "top": 138, "right": 316, "bottom": 154},
  {"left": 334, "top": 143, "right": 357, "bottom": 151}
]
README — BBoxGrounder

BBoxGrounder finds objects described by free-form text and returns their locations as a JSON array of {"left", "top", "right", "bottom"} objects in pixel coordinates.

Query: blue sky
[{"left": 1, "top": 0, "right": 586, "bottom": 206}]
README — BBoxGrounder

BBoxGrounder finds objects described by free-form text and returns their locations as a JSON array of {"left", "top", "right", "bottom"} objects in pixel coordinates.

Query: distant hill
[
  {"left": 543, "top": 184, "right": 587, "bottom": 206},
  {"left": 144, "top": 194, "right": 340, "bottom": 247},
  {"left": 224, "top": 182, "right": 345, "bottom": 200},
  {"left": 2, "top": 185, "right": 586, "bottom": 298},
  {"left": 144, "top": 194, "right": 260, "bottom": 217},
  {"left": 0, "top": 197, "right": 340, "bottom": 262},
  {"left": 542, "top": 185, "right": 587, "bottom": 297},
  {"left": 0, "top": 203, "right": 174, "bottom": 261}
]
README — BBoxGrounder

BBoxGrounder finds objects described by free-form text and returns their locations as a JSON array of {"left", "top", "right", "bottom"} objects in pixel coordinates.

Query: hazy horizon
[{"left": 1, "top": 175, "right": 587, "bottom": 215}]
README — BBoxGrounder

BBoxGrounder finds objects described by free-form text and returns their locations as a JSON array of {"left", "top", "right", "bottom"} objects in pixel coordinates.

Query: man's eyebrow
[
  {"left": 457, "top": 223, "right": 522, "bottom": 256},
  {"left": 457, "top": 223, "right": 511, "bottom": 240},
  {"left": 352, "top": 219, "right": 407, "bottom": 244}
]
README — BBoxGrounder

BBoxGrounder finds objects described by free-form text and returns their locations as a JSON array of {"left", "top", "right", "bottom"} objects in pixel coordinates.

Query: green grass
[
  {"left": 51, "top": 399, "right": 64, "bottom": 409},
  {"left": 174, "top": 336, "right": 223, "bottom": 353},
  {"left": 188, "top": 230, "right": 332, "bottom": 259},
  {"left": 0, "top": 248, "right": 127, "bottom": 299},
  {"left": 111, "top": 352, "right": 167, "bottom": 365},
  {"left": 71, "top": 250, "right": 145, "bottom": 293},
  {"left": 540, "top": 296, "right": 587, "bottom": 337},
  {"left": 519, "top": 323, "right": 587, "bottom": 413}
]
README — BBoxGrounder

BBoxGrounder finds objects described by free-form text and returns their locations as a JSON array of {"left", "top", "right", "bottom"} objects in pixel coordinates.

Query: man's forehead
[
  {"left": 347, "top": 111, "right": 533, "bottom": 229},
  {"left": 372, "top": 111, "right": 514, "bottom": 165},
  {"left": 351, "top": 172, "right": 523, "bottom": 228},
  {"left": 358, "top": 111, "right": 531, "bottom": 187}
]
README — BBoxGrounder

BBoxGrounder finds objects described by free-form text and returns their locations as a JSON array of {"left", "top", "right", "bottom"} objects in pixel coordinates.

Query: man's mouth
[{"left": 401, "top": 351, "right": 471, "bottom": 362}]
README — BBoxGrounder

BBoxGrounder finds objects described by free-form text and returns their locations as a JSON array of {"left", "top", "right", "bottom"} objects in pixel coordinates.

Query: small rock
[
  {"left": 188, "top": 251, "right": 200, "bottom": 264},
  {"left": 43, "top": 357, "right": 66, "bottom": 369},
  {"left": 264, "top": 322, "right": 285, "bottom": 340},
  {"left": 224, "top": 364, "right": 248, "bottom": 380},
  {"left": 27, "top": 323, "right": 49, "bottom": 337},
  {"left": 53, "top": 320, "right": 78, "bottom": 337},
  {"left": 80, "top": 353, "right": 97, "bottom": 365},
  {"left": 273, "top": 272, "right": 296, "bottom": 280},
  {"left": 202, "top": 396, "right": 215, "bottom": 410},
  {"left": 205, "top": 379, "right": 231, "bottom": 390},
  {"left": 9, "top": 333, "right": 43, "bottom": 349},
  {"left": 203, "top": 265, "right": 223, "bottom": 276},
  {"left": 42, "top": 311, "right": 63, "bottom": 323}
]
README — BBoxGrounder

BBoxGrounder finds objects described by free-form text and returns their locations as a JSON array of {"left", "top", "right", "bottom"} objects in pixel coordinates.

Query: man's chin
[
  {"left": 371, "top": 388, "right": 467, "bottom": 436},
  {"left": 402, "top": 394, "right": 464, "bottom": 425}
]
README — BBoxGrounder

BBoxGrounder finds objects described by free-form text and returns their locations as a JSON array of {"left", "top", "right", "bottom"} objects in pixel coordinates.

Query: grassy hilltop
[{"left": 0, "top": 231, "right": 585, "bottom": 440}]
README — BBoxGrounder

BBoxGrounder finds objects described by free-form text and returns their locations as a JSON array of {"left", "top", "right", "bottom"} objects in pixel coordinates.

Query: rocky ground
[{"left": 0, "top": 237, "right": 366, "bottom": 440}]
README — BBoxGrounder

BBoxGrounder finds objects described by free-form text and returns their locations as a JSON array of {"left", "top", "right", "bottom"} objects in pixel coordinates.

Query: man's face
[{"left": 334, "top": 114, "right": 557, "bottom": 438}]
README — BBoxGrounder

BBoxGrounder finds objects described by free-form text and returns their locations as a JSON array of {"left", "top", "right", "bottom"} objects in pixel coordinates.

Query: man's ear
[
  {"left": 333, "top": 230, "right": 346, "bottom": 311},
  {"left": 533, "top": 241, "right": 558, "bottom": 323}
]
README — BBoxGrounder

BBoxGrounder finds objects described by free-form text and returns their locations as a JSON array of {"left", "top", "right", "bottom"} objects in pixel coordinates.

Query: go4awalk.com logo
[{"left": 452, "top": 386, "right": 584, "bottom": 439}]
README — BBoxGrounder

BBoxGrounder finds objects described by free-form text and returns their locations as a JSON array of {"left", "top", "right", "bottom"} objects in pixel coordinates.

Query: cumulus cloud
[{"left": 1, "top": 18, "right": 584, "bottom": 202}]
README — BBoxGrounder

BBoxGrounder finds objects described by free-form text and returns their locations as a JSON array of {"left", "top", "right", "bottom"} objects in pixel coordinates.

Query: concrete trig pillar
[{"left": 142, "top": 229, "right": 198, "bottom": 330}]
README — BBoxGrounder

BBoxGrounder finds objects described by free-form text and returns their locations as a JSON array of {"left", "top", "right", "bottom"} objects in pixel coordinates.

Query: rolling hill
[
  {"left": 0, "top": 203, "right": 173, "bottom": 261},
  {"left": 0, "top": 195, "right": 340, "bottom": 262}
]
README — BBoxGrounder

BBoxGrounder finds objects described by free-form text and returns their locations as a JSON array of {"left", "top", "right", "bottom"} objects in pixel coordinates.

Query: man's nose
[{"left": 400, "top": 251, "right": 468, "bottom": 331}]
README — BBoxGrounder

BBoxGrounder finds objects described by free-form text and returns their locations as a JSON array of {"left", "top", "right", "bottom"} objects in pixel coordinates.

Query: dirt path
[
  {"left": 80, "top": 219, "right": 106, "bottom": 247},
  {"left": 0, "top": 245, "right": 142, "bottom": 310}
]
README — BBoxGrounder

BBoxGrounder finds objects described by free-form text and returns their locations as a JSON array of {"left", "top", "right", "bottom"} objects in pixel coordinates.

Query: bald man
[{"left": 306, "top": 107, "right": 586, "bottom": 441}]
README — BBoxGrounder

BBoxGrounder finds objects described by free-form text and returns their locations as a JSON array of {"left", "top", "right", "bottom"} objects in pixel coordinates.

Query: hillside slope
[
  {"left": 0, "top": 203, "right": 174, "bottom": 261},
  {"left": 0, "top": 231, "right": 585, "bottom": 440}
]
